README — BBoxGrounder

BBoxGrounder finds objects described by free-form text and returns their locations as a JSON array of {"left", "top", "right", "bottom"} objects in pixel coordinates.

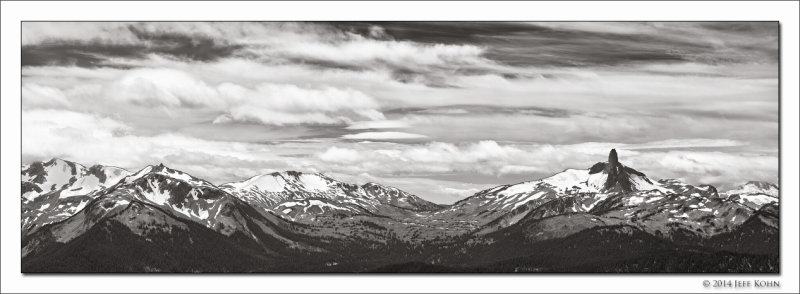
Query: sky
[{"left": 21, "top": 22, "right": 779, "bottom": 204}]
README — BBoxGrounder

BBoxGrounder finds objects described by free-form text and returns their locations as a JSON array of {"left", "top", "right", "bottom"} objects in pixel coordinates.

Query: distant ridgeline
[{"left": 21, "top": 150, "right": 779, "bottom": 273}]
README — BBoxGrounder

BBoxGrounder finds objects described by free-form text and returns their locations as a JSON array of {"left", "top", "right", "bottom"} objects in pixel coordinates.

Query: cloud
[
  {"left": 110, "top": 68, "right": 225, "bottom": 108},
  {"left": 345, "top": 120, "right": 411, "bottom": 130},
  {"left": 19, "top": 22, "right": 779, "bottom": 198},
  {"left": 22, "top": 109, "right": 138, "bottom": 166},
  {"left": 341, "top": 132, "right": 427, "bottom": 140},
  {"left": 317, "top": 147, "right": 362, "bottom": 163},
  {"left": 623, "top": 139, "right": 746, "bottom": 150},
  {"left": 628, "top": 151, "right": 778, "bottom": 188},
  {"left": 499, "top": 165, "right": 547, "bottom": 175},
  {"left": 314, "top": 141, "right": 535, "bottom": 177},
  {"left": 22, "top": 22, "right": 243, "bottom": 66},
  {"left": 270, "top": 35, "right": 488, "bottom": 70},
  {"left": 23, "top": 67, "right": 390, "bottom": 127},
  {"left": 440, "top": 187, "right": 484, "bottom": 198},
  {"left": 22, "top": 22, "right": 496, "bottom": 79},
  {"left": 21, "top": 84, "right": 70, "bottom": 108},
  {"left": 218, "top": 83, "right": 385, "bottom": 126}
]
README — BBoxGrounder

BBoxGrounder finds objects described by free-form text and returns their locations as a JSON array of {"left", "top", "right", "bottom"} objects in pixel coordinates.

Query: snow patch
[
  {"left": 735, "top": 194, "right": 778, "bottom": 207},
  {"left": 499, "top": 181, "right": 540, "bottom": 197},
  {"left": 248, "top": 175, "right": 287, "bottom": 192},
  {"left": 142, "top": 179, "right": 171, "bottom": 205},
  {"left": 298, "top": 174, "right": 329, "bottom": 191},
  {"left": 543, "top": 169, "right": 589, "bottom": 190}
]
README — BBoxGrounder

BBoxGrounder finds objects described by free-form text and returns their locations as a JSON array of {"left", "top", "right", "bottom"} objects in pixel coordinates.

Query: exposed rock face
[
  {"left": 604, "top": 149, "right": 623, "bottom": 191},
  {"left": 608, "top": 149, "right": 619, "bottom": 166}
]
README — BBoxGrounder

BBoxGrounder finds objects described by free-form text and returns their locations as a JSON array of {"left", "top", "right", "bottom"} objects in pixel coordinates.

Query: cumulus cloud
[
  {"left": 627, "top": 151, "right": 778, "bottom": 189},
  {"left": 218, "top": 83, "right": 384, "bottom": 126},
  {"left": 110, "top": 68, "right": 225, "bottom": 108},
  {"left": 24, "top": 67, "right": 390, "bottom": 127}
]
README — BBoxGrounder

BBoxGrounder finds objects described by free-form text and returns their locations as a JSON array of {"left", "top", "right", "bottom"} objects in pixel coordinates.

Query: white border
[{"left": 2, "top": 1, "right": 798, "bottom": 293}]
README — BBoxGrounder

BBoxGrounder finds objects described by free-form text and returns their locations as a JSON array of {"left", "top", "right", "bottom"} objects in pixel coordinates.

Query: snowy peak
[
  {"left": 463, "top": 149, "right": 663, "bottom": 206},
  {"left": 225, "top": 171, "right": 335, "bottom": 194},
  {"left": 103, "top": 165, "right": 251, "bottom": 236},
  {"left": 727, "top": 181, "right": 779, "bottom": 197},
  {"left": 723, "top": 181, "right": 779, "bottom": 210},
  {"left": 120, "top": 164, "right": 214, "bottom": 188},
  {"left": 221, "top": 170, "right": 366, "bottom": 219},
  {"left": 221, "top": 171, "right": 441, "bottom": 221}
]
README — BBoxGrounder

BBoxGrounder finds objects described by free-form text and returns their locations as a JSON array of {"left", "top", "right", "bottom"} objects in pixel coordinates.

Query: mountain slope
[{"left": 22, "top": 200, "right": 276, "bottom": 273}]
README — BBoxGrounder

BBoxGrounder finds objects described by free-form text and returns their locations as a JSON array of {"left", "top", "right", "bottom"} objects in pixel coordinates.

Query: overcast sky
[{"left": 21, "top": 22, "right": 779, "bottom": 204}]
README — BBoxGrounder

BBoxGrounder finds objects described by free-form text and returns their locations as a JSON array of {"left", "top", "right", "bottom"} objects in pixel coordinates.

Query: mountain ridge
[{"left": 20, "top": 149, "right": 780, "bottom": 272}]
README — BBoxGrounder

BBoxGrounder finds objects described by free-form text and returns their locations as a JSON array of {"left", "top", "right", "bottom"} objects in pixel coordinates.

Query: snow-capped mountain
[
  {"left": 20, "top": 151, "right": 780, "bottom": 273},
  {"left": 727, "top": 181, "right": 779, "bottom": 197},
  {"left": 22, "top": 163, "right": 325, "bottom": 260},
  {"left": 102, "top": 164, "right": 246, "bottom": 233},
  {"left": 21, "top": 158, "right": 130, "bottom": 234},
  {"left": 431, "top": 149, "right": 776, "bottom": 241},
  {"left": 221, "top": 171, "right": 440, "bottom": 222},
  {"left": 428, "top": 149, "right": 660, "bottom": 228},
  {"left": 723, "top": 181, "right": 780, "bottom": 210}
]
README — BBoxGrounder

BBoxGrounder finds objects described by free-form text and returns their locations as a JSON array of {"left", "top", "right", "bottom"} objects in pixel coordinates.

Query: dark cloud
[
  {"left": 669, "top": 108, "right": 779, "bottom": 123},
  {"left": 21, "top": 26, "right": 243, "bottom": 67},
  {"left": 699, "top": 22, "right": 778, "bottom": 34},
  {"left": 21, "top": 22, "right": 779, "bottom": 71},
  {"left": 334, "top": 22, "right": 541, "bottom": 44},
  {"left": 127, "top": 26, "right": 244, "bottom": 61},
  {"left": 387, "top": 104, "right": 575, "bottom": 118},
  {"left": 21, "top": 43, "right": 142, "bottom": 67},
  {"left": 337, "top": 22, "right": 778, "bottom": 67}
]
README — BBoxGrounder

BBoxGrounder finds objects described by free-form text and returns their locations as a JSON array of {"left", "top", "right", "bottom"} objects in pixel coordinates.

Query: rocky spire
[
  {"left": 608, "top": 149, "right": 619, "bottom": 166},
  {"left": 604, "top": 149, "right": 622, "bottom": 191}
]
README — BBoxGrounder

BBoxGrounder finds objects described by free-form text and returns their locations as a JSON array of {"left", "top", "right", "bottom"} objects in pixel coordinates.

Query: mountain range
[{"left": 20, "top": 150, "right": 780, "bottom": 273}]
